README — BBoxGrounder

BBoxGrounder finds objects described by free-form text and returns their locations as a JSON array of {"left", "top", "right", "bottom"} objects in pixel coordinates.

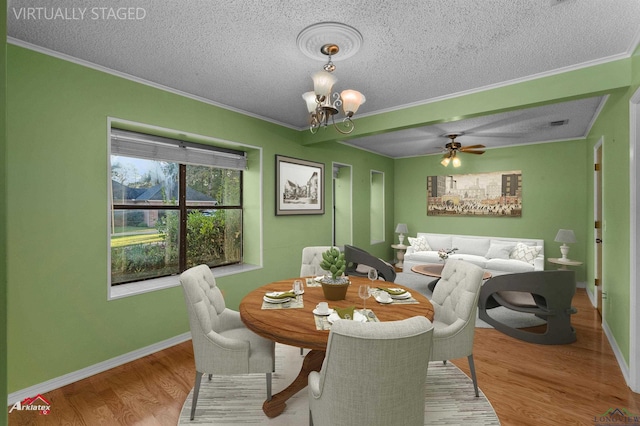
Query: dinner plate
[
  {"left": 327, "top": 311, "right": 367, "bottom": 324},
  {"left": 263, "top": 296, "right": 292, "bottom": 304},
  {"left": 374, "top": 294, "right": 393, "bottom": 304},
  {"left": 312, "top": 308, "right": 335, "bottom": 316},
  {"left": 390, "top": 291, "right": 412, "bottom": 300}
]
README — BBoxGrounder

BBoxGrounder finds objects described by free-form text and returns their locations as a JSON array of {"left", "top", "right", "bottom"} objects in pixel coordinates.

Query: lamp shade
[
  {"left": 312, "top": 70, "right": 337, "bottom": 97},
  {"left": 452, "top": 155, "right": 461, "bottom": 168},
  {"left": 395, "top": 223, "right": 408, "bottom": 234},
  {"left": 441, "top": 156, "right": 451, "bottom": 167},
  {"left": 554, "top": 229, "right": 576, "bottom": 244},
  {"left": 302, "top": 91, "right": 317, "bottom": 113},
  {"left": 340, "top": 90, "right": 366, "bottom": 115}
]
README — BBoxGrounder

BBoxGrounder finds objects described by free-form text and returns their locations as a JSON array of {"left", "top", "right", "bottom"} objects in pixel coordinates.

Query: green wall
[
  {"left": 5, "top": 45, "right": 394, "bottom": 393},
  {"left": 1, "top": 0, "right": 8, "bottom": 420},
  {"left": 394, "top": 139, "right": 588, "bottom": 282}
]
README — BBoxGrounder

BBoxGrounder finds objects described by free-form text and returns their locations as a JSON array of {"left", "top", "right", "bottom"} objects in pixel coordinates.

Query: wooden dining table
[{"left": 239, "top": 275, "right": 434, "bottom": 418}]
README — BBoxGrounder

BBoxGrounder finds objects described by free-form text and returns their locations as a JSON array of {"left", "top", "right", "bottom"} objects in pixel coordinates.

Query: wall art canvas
[
  {"left": 276, "top": 155, "right": 324, "bottom": 215},
  {"left": 427, "top": 170, "right": 522, "bottom": 217}
]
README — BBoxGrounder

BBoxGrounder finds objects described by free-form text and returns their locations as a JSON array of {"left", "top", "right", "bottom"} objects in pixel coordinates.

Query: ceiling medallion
[{"left": 297, "top": 22, "right": 363, "bottom": 61}]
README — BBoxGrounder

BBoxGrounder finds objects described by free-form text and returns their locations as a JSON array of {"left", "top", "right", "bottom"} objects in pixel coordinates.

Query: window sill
[{"left": 108, "top": 263, "right": 261, "bottom": 300}]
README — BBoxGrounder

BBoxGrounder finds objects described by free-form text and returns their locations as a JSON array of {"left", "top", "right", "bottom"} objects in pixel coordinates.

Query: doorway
[
  {"left": 332, "top": 163, "right": 352, "bottom": 248},
  {"left": 594, "top": 139, "right": 603, "bottom": 317}
]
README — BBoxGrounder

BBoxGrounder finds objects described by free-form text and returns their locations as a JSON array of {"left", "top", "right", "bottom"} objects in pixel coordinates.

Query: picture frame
[
  {"left": 427, "top": 170, "right": 522, "bottom": 217},
  {"left": 275, "top": 155, "right": 324, "bottom": 215}
]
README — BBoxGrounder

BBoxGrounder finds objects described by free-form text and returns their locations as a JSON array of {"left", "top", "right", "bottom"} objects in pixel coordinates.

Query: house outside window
[{"left": 109, "top": 129, "right": 246, "bottom": 285}]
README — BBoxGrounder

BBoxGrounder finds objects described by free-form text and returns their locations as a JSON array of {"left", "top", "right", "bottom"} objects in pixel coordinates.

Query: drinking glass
[
  {"left": 358, "top": 284, "right": 371, "bottom": 315},
  {"left": 368, "top": 268, "right": 378, "bottom": 284}
]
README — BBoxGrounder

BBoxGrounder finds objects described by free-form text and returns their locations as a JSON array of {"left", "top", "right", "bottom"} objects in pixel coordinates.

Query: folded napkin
[
  {"left": 333, "top": 305, "right": 355, "bottom": 320},
  {"left": 265, "top": 291, "right": 296, "bottom": 299},
  {"left": 377, "top": 287, "right": 407, "bottom": 295}
]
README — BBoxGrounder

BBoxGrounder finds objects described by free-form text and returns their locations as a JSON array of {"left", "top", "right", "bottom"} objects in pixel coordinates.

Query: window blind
[{"left": 110, "top": 128, "right": 247, "bottom": 170}]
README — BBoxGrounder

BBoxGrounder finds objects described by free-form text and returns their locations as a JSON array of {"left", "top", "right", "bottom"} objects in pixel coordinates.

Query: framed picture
[
  {"left": 427, "top": 170, "right": 522, "bottom": 217},
  {"left": 275, "top": 155, "right": 324, "bottom": 215}
]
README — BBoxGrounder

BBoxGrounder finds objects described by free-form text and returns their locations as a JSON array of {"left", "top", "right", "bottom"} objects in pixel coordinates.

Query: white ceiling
[{"left": 7, "top": 0, "right": 640, "bottom": 157}]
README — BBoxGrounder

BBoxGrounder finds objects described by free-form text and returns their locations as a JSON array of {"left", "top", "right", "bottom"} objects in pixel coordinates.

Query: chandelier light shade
[
  {"left": 340, "top": 90, "right": 366, "bottom": 115},
  {"left": 302, "top": 91, "right": 318, "bottom": 113},
  {"left": 312, "top": 70, "right": 337, "bottom": 97},
  {"left": 301, "top": 42, "right": 365, "bottom": 134}
]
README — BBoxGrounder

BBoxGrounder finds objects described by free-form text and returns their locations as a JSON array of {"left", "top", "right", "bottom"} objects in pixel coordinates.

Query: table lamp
[
  {"left": 554, "top": 229, "right": 576, "bottom": 260},
  {"left": 395, "top": 223, "right": 408, "bottom": 245}
]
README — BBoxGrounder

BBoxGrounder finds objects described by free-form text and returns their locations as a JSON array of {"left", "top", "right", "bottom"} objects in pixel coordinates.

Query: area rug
[{"left": 178, "top": 344, "right": 500, "bottom": 425}]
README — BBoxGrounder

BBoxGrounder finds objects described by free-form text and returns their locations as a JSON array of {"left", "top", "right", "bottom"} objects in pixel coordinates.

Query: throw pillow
[
  {"left": 408, "top": 236, "right": 431, "bottom": 252},
  {"left": 485, "top": 242, "right": 516, "bottom": 260},
  {"left": 510, "top": 242, "right": 541, "bottom": 265}
]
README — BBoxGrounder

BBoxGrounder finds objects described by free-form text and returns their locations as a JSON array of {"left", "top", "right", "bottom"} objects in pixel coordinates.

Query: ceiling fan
[{"left": 440, "top": 133, "right": 485, "bottom": 167}]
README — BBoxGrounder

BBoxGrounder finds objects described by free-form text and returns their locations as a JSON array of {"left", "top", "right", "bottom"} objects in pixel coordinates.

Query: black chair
[
  {"left": 478, "top": 270, "right": 578, "bottom": 344},
  {"left": 344, "top": 245, "right": 397, "bottom": 282}
]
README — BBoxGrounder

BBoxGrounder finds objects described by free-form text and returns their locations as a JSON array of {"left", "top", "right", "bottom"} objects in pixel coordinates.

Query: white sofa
[{"left": 403, "top": 232, "right": 544, "bottom": 275}]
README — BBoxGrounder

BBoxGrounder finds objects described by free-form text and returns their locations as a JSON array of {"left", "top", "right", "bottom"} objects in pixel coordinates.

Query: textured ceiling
[{"left": 7, "top": 0, "right": 640, "bottom": 157}]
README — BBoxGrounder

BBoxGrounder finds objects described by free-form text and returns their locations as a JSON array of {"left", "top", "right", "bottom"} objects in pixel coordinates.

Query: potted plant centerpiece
[{"left": 319, "top": 247, "right": 350, "bottom": 300}]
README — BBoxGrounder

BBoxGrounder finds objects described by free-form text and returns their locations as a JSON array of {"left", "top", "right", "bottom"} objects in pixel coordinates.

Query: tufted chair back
[
  {"left": 308, "top": 316, "right": 434, "bottom": 426},
  {"left": 180, "top": 265, "right": 276, "bottom": 419},
  {"left": 429, "top": 259, "right": 484, "bottom": 397},
  {"left": 300, "top": 246, "right": 339, "bottom": 277}
]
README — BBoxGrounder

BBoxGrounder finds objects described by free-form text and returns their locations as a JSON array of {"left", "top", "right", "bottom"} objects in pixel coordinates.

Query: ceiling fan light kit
[
  {"left": 298, "top": 22, "right": 366, "bottom": 135},
  {"left": 440, "top": 133, "right": 486, "bottom": 167}
]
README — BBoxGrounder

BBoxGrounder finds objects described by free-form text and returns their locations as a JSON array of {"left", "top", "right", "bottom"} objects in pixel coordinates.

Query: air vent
[{"left": 549, "top": 120, "right": 569, "bottom": 126}]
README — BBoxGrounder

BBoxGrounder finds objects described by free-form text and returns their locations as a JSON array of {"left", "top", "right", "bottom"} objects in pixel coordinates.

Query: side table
[
  {"left": 547, "top": 257, "right": 583, "bottom": 270},
  {"left": 391, "top": 244, "right": 408, "bottom": 270}
]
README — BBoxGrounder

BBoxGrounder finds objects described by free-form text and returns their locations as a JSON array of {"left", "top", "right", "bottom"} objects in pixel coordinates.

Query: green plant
[{"left": 319, "top": 247, "right": 346, "bottom": 280}]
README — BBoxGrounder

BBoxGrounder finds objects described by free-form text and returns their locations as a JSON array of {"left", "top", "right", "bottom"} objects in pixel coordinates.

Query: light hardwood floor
[{"left": 8, "top": 289, "right": 640, "bottom": 425}]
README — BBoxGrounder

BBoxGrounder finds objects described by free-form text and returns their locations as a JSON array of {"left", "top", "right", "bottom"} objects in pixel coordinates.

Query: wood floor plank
[{"left": 7, "top": 289, "right": 639, "bottom": 425}]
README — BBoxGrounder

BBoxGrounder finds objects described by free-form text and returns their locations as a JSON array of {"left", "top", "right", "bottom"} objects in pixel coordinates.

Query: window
[{"left": 109, "top": 129, "right": 246, "bottom": 285}]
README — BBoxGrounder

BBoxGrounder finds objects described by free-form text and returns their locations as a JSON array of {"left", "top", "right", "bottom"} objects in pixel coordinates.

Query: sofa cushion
[
  {"left": 406, "top": 251, "right": 441, "bottom": 263},
  {"left": 486, "top": 258, "right": 535, "bottom": 273},
  {"left": 424, "top": 235, "right": 452, "bottom": 251},
  {"left": 408, "top": 236, "right": 431, "bottom": 252},
  {"left": 452, "top": 236, "right": 490, "bottom": 257},
  {"left": 510, "top": 243, "right": 542, "bottom": 265},
  {"left": 448, "top": 254, "right": 487, "bottom": 268},
  {"left": 485, "top": 241, "right": 517, "bottom": 260}
]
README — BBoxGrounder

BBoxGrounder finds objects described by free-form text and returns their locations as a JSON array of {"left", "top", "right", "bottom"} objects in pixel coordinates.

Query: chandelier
[{"left": 302, "top": 43, "right": 365, "bottom": 134}]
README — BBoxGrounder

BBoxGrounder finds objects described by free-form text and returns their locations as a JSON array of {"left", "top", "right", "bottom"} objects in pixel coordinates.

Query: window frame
[{"left": 107, "top": 119, "right": 262, "bottom": 300}]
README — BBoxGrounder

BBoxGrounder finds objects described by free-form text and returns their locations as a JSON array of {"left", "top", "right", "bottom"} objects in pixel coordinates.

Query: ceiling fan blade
[
  {"left": 461, "top": 150, "right": 485, "bottom": 155},
  {"left": 459, "top": 144, "right": 486, "bottom": 150}
]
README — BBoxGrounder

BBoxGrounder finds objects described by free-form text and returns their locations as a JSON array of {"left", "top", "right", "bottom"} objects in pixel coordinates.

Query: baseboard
[
  {"left": 602, "top": 319, "right": 631, "bottom": 387},
  {"left": 7, "top": 332, "right": 191, "bottom": 406},
  {"left": 586, "top": 284, "right": 597, "bottom": 307}
]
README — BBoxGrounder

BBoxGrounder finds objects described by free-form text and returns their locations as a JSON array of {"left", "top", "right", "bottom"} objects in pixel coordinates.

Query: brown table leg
[{"left": 262, "top": 349, "right": 325, "bottom": 418}]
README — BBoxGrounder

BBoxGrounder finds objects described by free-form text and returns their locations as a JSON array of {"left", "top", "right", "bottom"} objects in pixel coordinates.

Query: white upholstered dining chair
[
  {"left": 429, "top": 259, "right": 484, "bottom": 397},
  {"left": 308, "top": 316, "right": 434, "bottom": 426},
  {"left": 300, "top": 246, "right": 338, "bottom": 277},
  {"left": 179, "top": 264, "right": 275, "bottom": 420}
]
